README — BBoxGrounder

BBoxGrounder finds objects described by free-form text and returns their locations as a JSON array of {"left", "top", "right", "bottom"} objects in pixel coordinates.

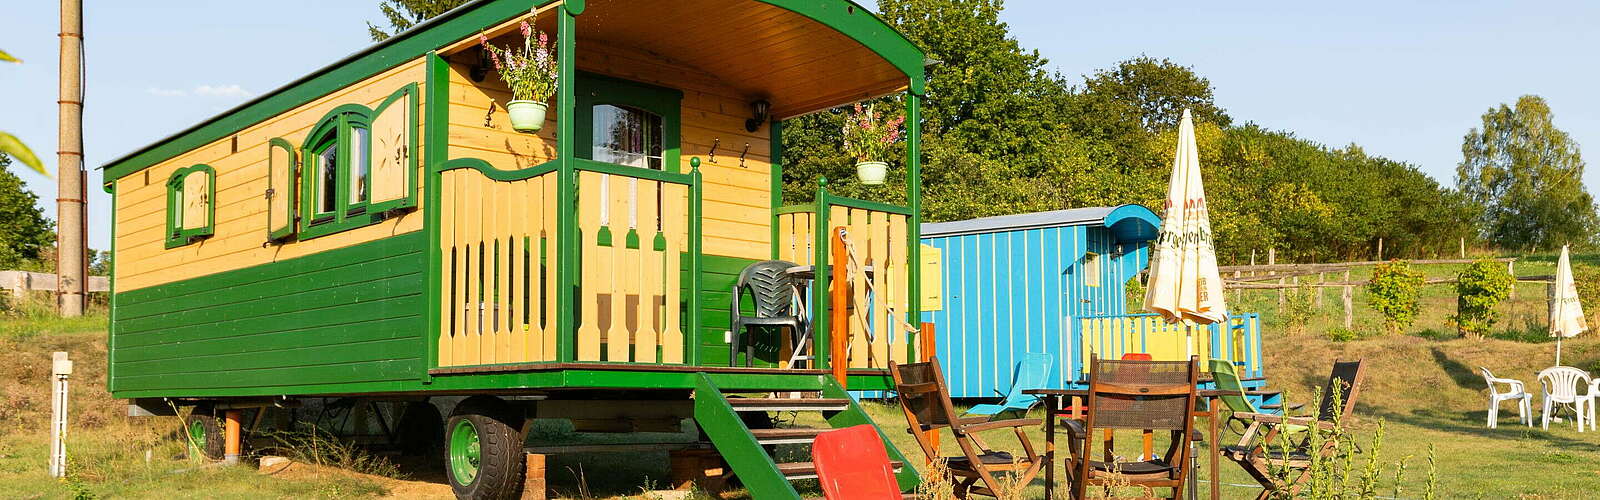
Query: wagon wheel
[
  {"left": 445, "top": 397, "right": 526, "bottom": 500},
  {"left": 184, "top": 410, "right": 226, "bottom": 460}
]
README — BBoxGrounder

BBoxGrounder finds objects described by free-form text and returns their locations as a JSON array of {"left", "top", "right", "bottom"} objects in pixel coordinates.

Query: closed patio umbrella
[
  {"left": 1551, "top": 245, "right": 1586, "bottom": 366},
  {"left": 1144, "top": 109, "right": 1228, "bottom": 356}
]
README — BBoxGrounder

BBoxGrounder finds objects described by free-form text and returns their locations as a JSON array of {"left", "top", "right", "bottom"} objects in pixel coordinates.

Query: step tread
[
  {"left": 726, "top": 397, "right": 850, "bottom": 411},
  {"left": 776, "top": 459, "right": 905, "bottom": 476},
  {"left": 749, "top": 428, "right": 830, "bottom": 438}
]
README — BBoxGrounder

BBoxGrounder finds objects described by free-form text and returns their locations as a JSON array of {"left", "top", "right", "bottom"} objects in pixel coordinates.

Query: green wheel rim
[
  {"left": 189, "top": 419, "right": 206, "bottom": 453},
  {"left": 449, "top": 419, "right": 481, "bottom": 485}
]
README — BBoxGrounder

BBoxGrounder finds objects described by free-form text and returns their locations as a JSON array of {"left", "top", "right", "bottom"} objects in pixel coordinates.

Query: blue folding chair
[{"left": 966, "top": 352, "right": 1053, "bottom": 418}]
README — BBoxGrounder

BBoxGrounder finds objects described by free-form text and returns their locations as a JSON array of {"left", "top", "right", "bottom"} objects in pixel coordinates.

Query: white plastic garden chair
[
  {"left": 1537, "top": 366, "right": 1591, "bottom": 431},
  {"left": 1479, "top": 367, "right": 1531, "bottom": 428},
  {"left": 1579, "top": 379, "right": 1600, "bottom": 432}
]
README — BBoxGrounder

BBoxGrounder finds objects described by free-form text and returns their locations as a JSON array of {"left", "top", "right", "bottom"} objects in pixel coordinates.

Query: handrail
[
  {"left": 438, "top": 157, "right": 559, "bottom": 181},
  {"left": 573, "top": 158, "right": 695, "bottom": 185},
  {"left": 777, "top": 197, "right": 912, "bottom": 216}
]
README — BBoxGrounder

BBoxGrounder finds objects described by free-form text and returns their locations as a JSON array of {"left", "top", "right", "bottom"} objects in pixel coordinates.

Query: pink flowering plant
[
  {"left": 479, "top": 11, "right": 558, "bottom": 103},
  {"left": 841, "top": 102, "right": 905, "bottom": 164}
]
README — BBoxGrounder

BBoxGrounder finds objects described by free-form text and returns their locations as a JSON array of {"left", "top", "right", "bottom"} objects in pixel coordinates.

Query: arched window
[
  {"left": 294, "top": 83, "right": 416, "bottom": 240},
  {"left": 165, "top": 164, "right": 215, "bottom": 248},
  {"left": 576, "top": 74, "right": 681, "bottom": 171},
  {"left": 592, "top": 104, "right": 664, "bottom": 169}
]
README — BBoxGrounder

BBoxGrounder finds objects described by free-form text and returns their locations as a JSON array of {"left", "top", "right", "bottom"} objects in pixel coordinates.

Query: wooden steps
[
  {"left": 750, "top": 427, "right": 829, "bottom": 445},
  {"left": 775, "top": 459, "right": 905, "bottom": 480},
  {"left": 726, "top": 397, "right": 851, "bottom": 412}
]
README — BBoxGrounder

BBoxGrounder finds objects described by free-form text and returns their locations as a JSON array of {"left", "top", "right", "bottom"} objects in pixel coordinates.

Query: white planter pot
[
  {"left": 507, "top": 100, "right": 548, "bottom": 133},
  {"left": 855, "top": 160, "right": 889, "bottom": 185}
]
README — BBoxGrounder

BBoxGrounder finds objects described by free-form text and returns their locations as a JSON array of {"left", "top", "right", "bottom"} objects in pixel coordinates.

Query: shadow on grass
[
  {"left": 1429, "top": 347, "right": 1483, "bottom": 390},
  {"left": 1362, "top": 406, "right": 1600, "bottom": 451}
]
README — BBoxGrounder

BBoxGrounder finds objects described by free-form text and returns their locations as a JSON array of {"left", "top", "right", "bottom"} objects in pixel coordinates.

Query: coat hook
[
  {"left": 739, "top": 143, "right": 750, "bottom": 168},
  {"left": 708, "top": 138, "right": 720, "bottom": 163},
  {"left": 485, "top": 98, "right": 497, "bottom": 127}
]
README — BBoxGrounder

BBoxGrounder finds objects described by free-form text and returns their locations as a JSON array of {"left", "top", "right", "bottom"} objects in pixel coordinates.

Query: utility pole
[{"left": 56, "top": 0, "right": 87, "bottom": 317}]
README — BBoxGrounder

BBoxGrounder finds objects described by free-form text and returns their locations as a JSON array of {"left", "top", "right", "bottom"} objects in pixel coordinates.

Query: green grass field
[{"left": 3, "top": 256, "right": 1599, "bottom": 498}]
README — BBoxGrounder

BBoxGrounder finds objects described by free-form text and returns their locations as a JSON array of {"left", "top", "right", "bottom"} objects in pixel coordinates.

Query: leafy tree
[
  {"left": 1367, "top": 260, "right": 1425, "bottom": 335},
  {"left": 1456, "top": 95, "right": 1600, "bottom": 250},
  {"left": 0, "top": 155, "right": 55, "bottom": 269},
  {"left": 1449, "top": 260, "right": 1513, "bottom": 338},
  {"left": 367, "top": 0, "right": 468, "bottom": 41},
  {"left": 1072, "top": 56, "right": 1231, "bottom": 133}
]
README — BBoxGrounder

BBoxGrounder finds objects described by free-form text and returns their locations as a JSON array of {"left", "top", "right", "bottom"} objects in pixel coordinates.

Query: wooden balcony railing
[{"left": 1074, "top": 313, "right": 1262, "bottom": 378}]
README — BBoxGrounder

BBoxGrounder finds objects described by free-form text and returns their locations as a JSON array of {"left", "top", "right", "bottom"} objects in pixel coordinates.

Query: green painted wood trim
[
  {"left": 265, "top": 138, "right": 299, "bottom": 242},
  {"left": 687, "top": 164, "right": 704, "bottom": 366},
  {"left": 108, "top": 188, "right": 118, "bottom": 392},
  {"left": 812, "top": 184, "right": 831, "bottom": 370},
  {"left": 693, "top": 374, "right": 803, "bottom": 499},
  {"left": 905, "top": 93, "right": 922, "bottom": 360},
  {"left": 774, "top": 204, "right": 817, "bottom": 215},
  {"left": 99, "top": 0, "right": 561, "bottom": 184},
  {"left": 438, "top": 157, "right": 559, "bottom": 181},
  {"left": 822, "top": 194, "right": 912, "bottom": 216},
  {"left": 820, "top": 376, "right": 920, "bottom": 491},
  {"left": 572, "top": 159, "right": 693, "bottom": 185},
  {"left": 164, "top": 164, "right": 216, "bottom": 249},
  {"left": 554, "top": 6, "right": 578, "bottom": 363},
  {"left": 424, "top": 51, "right": 450, "bottom": 382},
  {"left": 365, "top": 83, "right": 423, "bottom": 216},
  {"left": 754, "top": 0, "right": 926, "bottom": 93},
  {"left": 769, "top": 120, "right": 783, "bottom": 260},
  {"left": 573, "top": 72, "right": 683, "bottom": 173}
]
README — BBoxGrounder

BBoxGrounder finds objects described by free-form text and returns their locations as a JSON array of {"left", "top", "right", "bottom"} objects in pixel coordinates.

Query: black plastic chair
[{"left": 729, "top": 260, "right": 806, "bottom": 367}]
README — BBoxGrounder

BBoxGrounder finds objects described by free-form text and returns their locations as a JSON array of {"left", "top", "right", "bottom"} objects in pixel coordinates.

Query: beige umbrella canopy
[
  {"left": 1551, "top": 245, "right": 1586, "bottom": 366},
  {"left": 1144, "top": 109, "right": 1228, "bottom": 335}
]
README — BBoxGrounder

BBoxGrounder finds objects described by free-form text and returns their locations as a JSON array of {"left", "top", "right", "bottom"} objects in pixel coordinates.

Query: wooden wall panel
[{"left": 115, "top": 58, "right": 430, "bottom": 292}]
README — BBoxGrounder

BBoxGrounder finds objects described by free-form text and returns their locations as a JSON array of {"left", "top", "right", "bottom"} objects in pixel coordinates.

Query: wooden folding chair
[
  {"left": 1222, "top": 359, "right": 1366, "bottom": 500},
  {"left": 889, "top": 357, "right": 1042, "bottom": 498},
  {"left": 1060, "top": 355, "right": 1199, "bottom": 500}
]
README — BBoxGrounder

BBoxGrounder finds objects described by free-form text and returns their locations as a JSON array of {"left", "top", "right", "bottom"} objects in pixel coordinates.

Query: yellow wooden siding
[
  {"left": 775, "top": 207, "right": 913, "bottom": 368},
  {"left": 573, "top": 170, "right": 688, "bottom": 363},
  {"left": 920, "top": 244, "right": 942, "bottom": 311},
  {"left": 437, "top": 168, "right": 560, "bottom": 367},
  {"left": 114, "top": 58, "right": 429, "bottom": 292}
]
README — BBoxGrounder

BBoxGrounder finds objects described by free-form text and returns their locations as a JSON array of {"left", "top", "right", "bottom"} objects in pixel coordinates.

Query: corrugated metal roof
[{"left": 922, "top": 206, "right": 1124, "bottom": 238}]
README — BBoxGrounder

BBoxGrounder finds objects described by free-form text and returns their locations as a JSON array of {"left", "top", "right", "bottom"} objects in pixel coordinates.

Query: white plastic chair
[
  {"left": 1537, "top": 366, "right": 1591, "bottom": 431},
  {"left": 1579, "top": 379, "right": 1600, "bottom": 432},
  {"left": 1480, "top": 367, "right": 1531, "bottom": 428}
]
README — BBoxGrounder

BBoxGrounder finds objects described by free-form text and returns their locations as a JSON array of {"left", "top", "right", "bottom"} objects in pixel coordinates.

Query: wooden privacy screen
[
  {"left": 438, "top": 168, "right": 560, "bottom": 366},
  {"left": 777, "top": 205, "right": 912, "bottom": 369},
  {"left": 1077, "top": 314, "right": 1262, "bottom": 377},
  {"left": 575, "top": 170, "right": 688, "bottom": 364}
]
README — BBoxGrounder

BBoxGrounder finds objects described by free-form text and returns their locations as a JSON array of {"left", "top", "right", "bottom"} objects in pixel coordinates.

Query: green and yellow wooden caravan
[{"left": 102, "top": 0, "right": 931, "bottom": 497}]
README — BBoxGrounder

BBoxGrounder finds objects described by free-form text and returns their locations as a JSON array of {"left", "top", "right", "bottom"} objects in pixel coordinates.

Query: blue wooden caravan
[{"left": 918, "top": 205, "right": 1265, "bottom": 400}]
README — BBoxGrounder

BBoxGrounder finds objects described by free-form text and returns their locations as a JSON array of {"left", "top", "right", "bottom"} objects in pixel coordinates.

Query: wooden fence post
[
  {"left": 831, "top": 227, "right": 850, "bottom": 390},
  {"left": 1508, "top": 261, "right": 1516, "bottom": 300},
  {"left": 1460, "top": 237, "right": 1466, "bottom": 258},
  {"left": 1270, "top": 248, "right": 1282, "bottom": 309},
  {"left": 1342, "top": 270, "right": 1353, "bottom": 329},
  {"left": 1316, "top": 272, "right": 1325, "bottom": 307},
  {"left": 1377, "top": 238, "right": 1384, "bottom": 261},
  {"left": 1232, "top": 270, "right": 1241, "bottom": 302}
]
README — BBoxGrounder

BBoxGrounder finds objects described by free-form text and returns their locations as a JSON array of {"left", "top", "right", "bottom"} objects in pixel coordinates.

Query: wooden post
[
  {"left": 1342, "top": 270, "right": 1353, "bottom": 329},
  {"left": 522, "top": 453, "right": 548, "bottom": 500},
  {"left": 1270, "top": 248, "right": 1282, "bottom": 309},
  {"left": 1377, "top": 238, "right": 1384, "bottom": 261},
  {"left": 830, "top": 227, "right": 849, "bottom": 390},
  {"left": 1316, "top": 272, "right": 1325, "bottom": 307},
  {"left": 223, "top": 410, "right": 242, "bottom": 465},
  {"left": 919, "top": 322, "right": 939, "bottom": 455},
  {"left": 1460, "top": 237, "right": 1466, "bottom": 258},
  {"left": 1509, "top": 261, "right": 1517, "bottom": 300},
  {"left": 1549, "top": 282, "right": 1557, "bottom": 328},
  {"left": 1233, "top": 270, "right": 1242, "bottom": 302},
  {"left": 56, "top": 0, "right": 88, "bottom": 317}
]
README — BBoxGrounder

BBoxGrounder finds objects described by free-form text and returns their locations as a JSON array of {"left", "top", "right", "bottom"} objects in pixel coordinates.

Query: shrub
[
  {"left": 1448, "top": 260, "right": 1513, "bottom": 338},
  {"left": 1324, "top": 327, "right": 1362, "bottom": 342},
  {"left": 1572, "top": 263, "right": 1600, "bottom": 326},
  {"left": 1282, "top": 286, "right": 1316, "bottom": 335},
  {"left": 1367, "top": 260, "right": 1425, "bottom": 335}
]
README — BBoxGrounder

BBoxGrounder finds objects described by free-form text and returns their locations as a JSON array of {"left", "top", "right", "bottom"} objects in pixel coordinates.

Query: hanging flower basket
[
  {"left": 841, "top": 102, "right": 904, "bottom": 186},
  {"left": 506, "top": 101, "right": 548, "bottom": 133},
  {"left": 480, "top": 9, "right": 557, "bottom": 134}
]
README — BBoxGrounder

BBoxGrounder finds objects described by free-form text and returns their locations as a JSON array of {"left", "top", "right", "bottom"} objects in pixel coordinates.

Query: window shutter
[
  {"left": 267, "top": 138, "right": 297, "bottom": 241},
  {"left": 367, "top": 84, "right": 417, "bottom": 212},
  {"left": 182, "top": 170, "right": 209, "bottom": 230}
]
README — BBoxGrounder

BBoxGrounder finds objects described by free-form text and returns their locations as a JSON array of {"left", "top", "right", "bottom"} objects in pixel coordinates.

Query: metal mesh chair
[
  {"left": 728, "top": 260, "right": 805, "bottom": 367},
  {"left": 1061, "top": 355, "right": 1199, "bottom": 500}
]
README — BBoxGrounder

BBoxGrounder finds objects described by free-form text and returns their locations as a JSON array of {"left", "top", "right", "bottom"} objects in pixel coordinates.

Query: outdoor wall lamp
[
  {"left": 745, "top": 99, "right": 770, "bottom": 132},
  {"left": 471, "top": 47, "right": 492, "bottom": 83}
]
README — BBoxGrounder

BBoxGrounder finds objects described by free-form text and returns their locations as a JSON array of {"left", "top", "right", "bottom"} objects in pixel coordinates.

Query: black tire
[
  {"left": 185, "top": 410, "right": 225, "bottom": 460},
  {"left": 445, "top": 397, "right": 526, "bottom": 500}
]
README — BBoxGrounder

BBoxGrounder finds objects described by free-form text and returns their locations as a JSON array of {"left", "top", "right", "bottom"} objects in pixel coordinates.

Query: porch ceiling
[{"left": 577, "top": 0, "right": 913, "bottom": 119}]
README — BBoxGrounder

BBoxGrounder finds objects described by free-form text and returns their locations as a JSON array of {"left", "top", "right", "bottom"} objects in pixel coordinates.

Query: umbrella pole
[{"left": 1557, "top": 337, "right": 1563, "bottom": 366}]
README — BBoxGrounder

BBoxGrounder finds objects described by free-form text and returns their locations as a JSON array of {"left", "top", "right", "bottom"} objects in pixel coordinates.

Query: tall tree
[
  {"left": 1073, "top": 56, "right": 1231, "bottom": 133},
  {"left": 0, "top": 155, "right": 56, "bottom": 269},
  {"left": 1457, "top": 95, "right": 1599, "bottom": 249},
  {"left": 367, "top": 0, "right": 468, "bottom": 41}
]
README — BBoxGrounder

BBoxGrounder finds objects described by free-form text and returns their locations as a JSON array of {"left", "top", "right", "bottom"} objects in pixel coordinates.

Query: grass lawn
[{"left": 4, "top": 256, "right": 1600, "bottom": 498}]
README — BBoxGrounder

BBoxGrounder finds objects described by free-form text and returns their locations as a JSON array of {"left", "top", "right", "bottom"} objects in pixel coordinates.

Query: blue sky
[{"left": 4, "top": 1, "right": 1600, "bottom": 251}]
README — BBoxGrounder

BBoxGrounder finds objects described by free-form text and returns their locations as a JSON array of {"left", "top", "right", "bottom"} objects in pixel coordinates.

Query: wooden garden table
[{"left": 1025, "top": 388, "right": 1227, "bottom": 500}]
